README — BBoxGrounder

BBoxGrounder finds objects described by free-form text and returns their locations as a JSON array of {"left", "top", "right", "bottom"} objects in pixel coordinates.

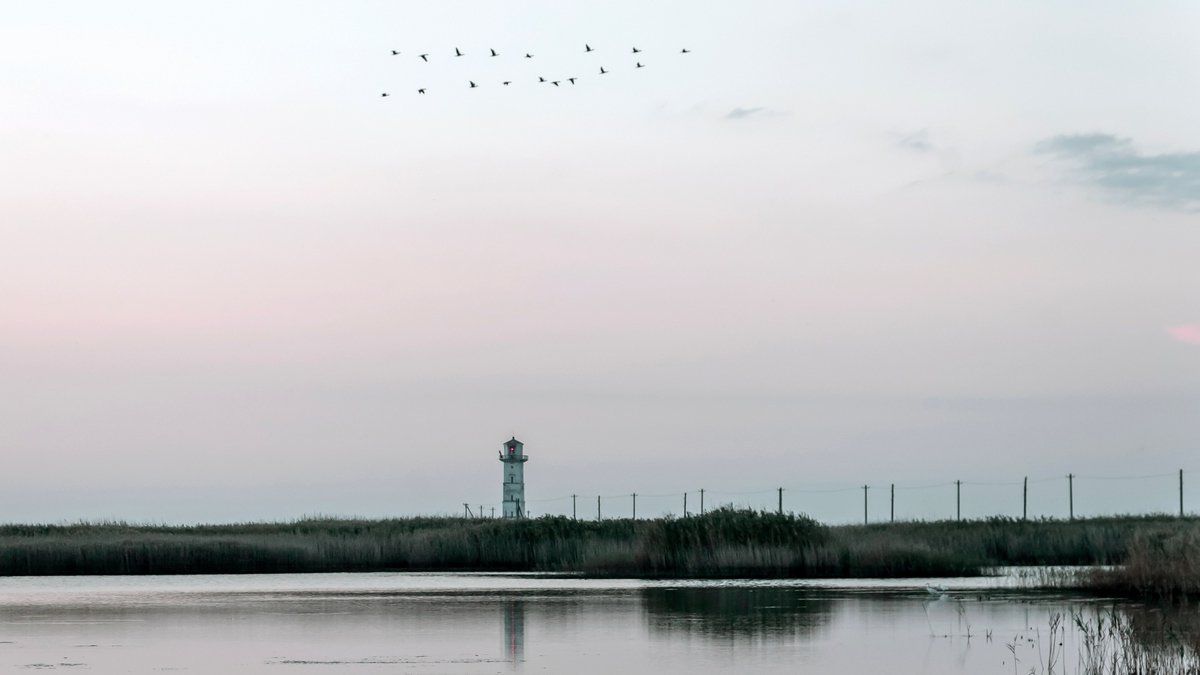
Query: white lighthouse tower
[{"left": 499, "top": 437, "right": 528, "bottom": 518}]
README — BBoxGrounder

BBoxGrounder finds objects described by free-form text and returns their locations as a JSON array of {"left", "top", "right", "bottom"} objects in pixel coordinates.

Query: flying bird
[
  {"left": 599, "top": 66, "right": 608, "bottom": 74},
  {"left": 391, "top": 50, "right": 401, "bottom": 56},
  {"left": 631, "top": 47, "right": 641, "bottom": 53},
  {"left": 551, "top": 80, "right": 560, "bottom": 86},
  {"left": 584, "top": 44, "right": 594, "bottom": 52},
  {"left": 417, "top": 88, "right": 426, "bottom": 94},
  {"left": 490, "top": 48, "right": 499, "bottom": 57},
  {"left": 503, "top": 81, "right": 511, "bottom": 85},
  {"left": 525, "top": 53, "right": 533, "bottom": 58},
  {"left": 680, "top": 48, "right": 691, "bottom": 53},
  {"left": 469, "top": 80, "right": 477, "bottom": 88},
  {"left": 418, "top": 53, "right": 429, "bottom": 61},
  {"left": 568, "top": 77, "right": 577, "bottom": 84},
  {"left": 636, "top": 62, "right": 645, "bottom": 68},
  {"left": 538, "top": 76, "right": 547, "bottom": 82},
  {"left": 381, "top": 92, "right": 390, "bottom": 97},
  {"left": 455, "top": 47, "right": 464, "bottom": 57}
]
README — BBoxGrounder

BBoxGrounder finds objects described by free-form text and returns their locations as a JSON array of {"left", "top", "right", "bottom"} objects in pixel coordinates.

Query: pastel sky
[{"left": 1, "top": 1, "right": 1198, "bottom": 523}]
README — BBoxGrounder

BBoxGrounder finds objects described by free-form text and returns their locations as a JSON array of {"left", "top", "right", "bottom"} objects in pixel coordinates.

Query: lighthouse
[{"left": 499, "top": 437, "right": 529, "bottom": 518}]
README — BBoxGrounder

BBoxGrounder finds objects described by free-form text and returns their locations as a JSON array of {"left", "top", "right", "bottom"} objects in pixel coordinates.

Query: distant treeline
[{"left": 0, "top": 510, "right": 1197, "bottom": 587}]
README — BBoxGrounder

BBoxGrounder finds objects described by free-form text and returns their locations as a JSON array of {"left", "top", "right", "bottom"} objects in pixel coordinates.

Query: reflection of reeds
[
  {"left": 1071, "top": 608, "right": 1200, "bottom": 675},
  {"left": 0, "top": 511, "right": 1196, "bottom": 578},
  {"left": 641, "top": 587, "right": 833, "bottom": 638},
  {"left": 1016, "top": 610, "right": 1200, "bottom": 674}
]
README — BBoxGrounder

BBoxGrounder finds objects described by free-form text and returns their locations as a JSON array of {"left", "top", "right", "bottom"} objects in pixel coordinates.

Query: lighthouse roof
[{"left": 505, "top": 436, "right": 523, "bottom": 446}]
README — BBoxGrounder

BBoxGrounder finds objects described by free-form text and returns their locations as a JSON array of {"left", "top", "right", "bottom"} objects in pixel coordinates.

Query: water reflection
[
  {"left": 641, "top": 587, "right": 833, "bottom": 640},
  {"left": 502, "top": 599, "right": 526, "bottom": 665},
  {"left": 1080, "top": 601, "right": 1200, "bottom": 654},
  {"left": 0, "top": 575, "right": 1194, "bottom": 674}
]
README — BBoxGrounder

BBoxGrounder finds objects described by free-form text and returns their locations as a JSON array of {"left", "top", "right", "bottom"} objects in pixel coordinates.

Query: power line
[
  {"left": 786, "top": 486, "right": 862, "bottom": 494},
  {"left": 707, "top": 489, "right": 777, "bottom": 496},
  {"left": 893, "top": 481, "right": 956, "bottom": 491},
  {"left": 466, "top": 466, "right": 1198, "bottom": 517},
  {"left": 1074, "top": 472, "right": 1179, "bottom": 481},
  {"left": 525, "top": 495, "right": 573, "bottom": 503}
]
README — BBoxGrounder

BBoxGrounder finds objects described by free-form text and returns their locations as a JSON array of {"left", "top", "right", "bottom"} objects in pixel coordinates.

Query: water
[{"left": 0, "top": 572, "right": 1166, "bottom": 673}]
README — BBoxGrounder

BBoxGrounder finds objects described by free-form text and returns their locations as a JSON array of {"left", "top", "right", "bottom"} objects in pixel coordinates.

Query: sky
[{"left": 1, "top": 1, "right": 1198, "bottom": 524}]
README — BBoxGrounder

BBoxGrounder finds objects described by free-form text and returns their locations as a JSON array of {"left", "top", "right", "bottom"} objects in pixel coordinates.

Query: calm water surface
[{"left": 0, "top": 572, "right": 1160, "bottom": 673}]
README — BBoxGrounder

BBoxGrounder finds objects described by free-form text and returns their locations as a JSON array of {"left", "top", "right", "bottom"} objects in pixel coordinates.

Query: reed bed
[
  {"left": 0, "top": 509, "right": 828, "bottom": 577},
  {"left": 0, "top": 511, "right": 1196, "bottom": 579},
  {"left": 1083, "top": 524, "right": 1200, "bottom": 602}
]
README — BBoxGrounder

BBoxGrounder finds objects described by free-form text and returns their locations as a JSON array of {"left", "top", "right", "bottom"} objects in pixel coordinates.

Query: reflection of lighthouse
[
  {"left": 502, "top": 599, "right": 526, "bottom": 665},
  {"left": 499, "top": 437, "right": 528, "bottom": 518}
]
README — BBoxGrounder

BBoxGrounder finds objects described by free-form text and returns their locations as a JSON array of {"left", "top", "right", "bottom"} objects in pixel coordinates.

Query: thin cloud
[
  {"left": 896, "top": 130, "right": 934, "bottom": 152},
  {"left": 725, "top": 107, "right": 766, "bottom": 120},
  {"left": 1168, "top": 324, "right": 1200, "bottom": 345},
  {"left": 1035, "top": 133, "right": 1200, "bottom": 211}
]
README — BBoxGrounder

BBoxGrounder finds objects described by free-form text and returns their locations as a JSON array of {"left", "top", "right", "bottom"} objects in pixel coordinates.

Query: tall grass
[
  {"left": 0, "top": 511, "right": 1195, "bottom": 579},
  {"left": 1083, "top": 524, "right": 1200, "bottom": 602},
  {"left": 0, "top": 509, "right": 828, "bottom": 577},
  {"left": 840, "top": 516, "right": 1192, "bottom": 567}
]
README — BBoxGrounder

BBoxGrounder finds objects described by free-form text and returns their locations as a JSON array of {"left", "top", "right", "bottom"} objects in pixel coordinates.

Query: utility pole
[
  {"left": 956, "top": 480, "right": 961, "bottom": 522},
  {"left": 890, "top": 483, "right": 895, "bottom": 523},
  {"left": 700, "top": 488, "right": 705, "bottom": 515},
  {"left": 491, "top": 507, "right": 495, "bottom": 519},
  {"left": 572, "top": 494, "right": 577, "bottom": 520},
  {"left": 1181, "top": 470, "right": 1185, "bottom": 518},
  {"left": 632, "top": 493, "right": 637, "bottom": 520},
  {"left": 683, "top": 492, "right": 688, "bottom": 517},
  {"left": 778, "top": 487, "right": 783, "bottom": 515},
  {"left": 862, "top": 485, "right": 868, "bottom": 525},
  {"left": 464, "top": 503, "right": 472, "bottom": 518},
  {"left": 1068, "top": 473, "right": 1074, "bottom": 521},
  {"left": 597, "top": 495, "right": 601, "bottom": 521},
  {"left": 1023, "top": 476, "right": 1028, "bottom": 521}
]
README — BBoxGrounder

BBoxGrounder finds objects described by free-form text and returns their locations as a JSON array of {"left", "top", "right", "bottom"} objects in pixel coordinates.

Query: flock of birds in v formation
[{"left": 381, "top": 44, "right": 691, "bottom": 96}]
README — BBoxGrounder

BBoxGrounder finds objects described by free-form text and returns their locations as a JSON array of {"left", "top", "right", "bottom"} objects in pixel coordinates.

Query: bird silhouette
[
  {"left": 381, "top": 92, "right": 390, "bottom": 97},
  {"left": 636, "top": 62, "right": 645, "bottom": 68},
  {"left": 502, "top": 81, "right": 511, "bottom": 85},
  {"left": 680, "top": 48, "right": 691, "bottom": 54},
  {"left": 585, "top": 44, "right": 594, "bottom": 52},
  {"left": 538, "top": 76, "right": 547, "bottom": 82},
  {"left": 469, "top": 80, "right": 477, "bottom": 88},
  {"left": 417, "top": 88, "right": 426, "bottom": 94},
  {"left": 391, "top": 50, "right": 401, "bottom": 56},
  {"left": 632, "top": 47, "right": 641, "bottom": 53},
  {"left": 418, "top": 53, "right": 429, "bottom": 61},
  {"left": 551, "top": 80, "right": 560, "bottom": 86},
  {"left": 599, "top": 66, "right": 608, "bottom": 74},
  {"left": 568, "top": 77, "right": 577, "bottom": 84},
  {"left": 525, "top": 53, "right": 533, "bottom": 58},
  {"left": 490, "top": 48, "right": 499, "bottom": 57},
  {"left": 455, "top": 47, "right": 464, "bottom": 57}
]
